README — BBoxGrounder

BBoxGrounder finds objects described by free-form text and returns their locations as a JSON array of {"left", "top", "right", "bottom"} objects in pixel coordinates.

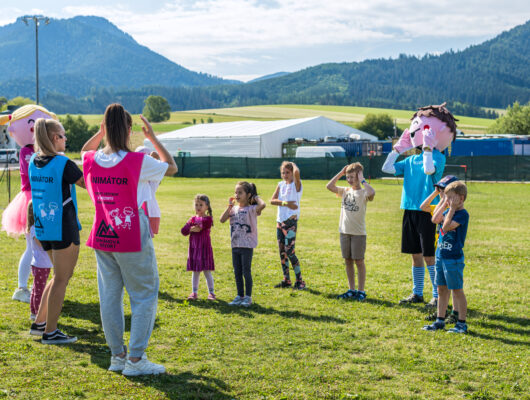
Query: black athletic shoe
[
  {"left": 399, "top": 294, "right": 424, "bottom": 304},
  {"left": 30, "top": 322, "right": 46, "bottom": 336},
  {"left": 293, "top": 280, "right": 306, "bottom": 290},
  {"left": 41, "top": 329, "right": 77, "bottom": 345},
  {"left": 274, "top": 279, "right": 292, "bottom": 288}
]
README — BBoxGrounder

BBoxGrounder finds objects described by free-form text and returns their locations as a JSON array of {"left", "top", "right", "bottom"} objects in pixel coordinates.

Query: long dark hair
[
  {"left": 104, "top": 103, "right": 130, "bottom": 153},
  {"left": 195, "top": 194, "right": 213, "bottom": 224},
  {"left": 237, "top": 181, "right": 258, "bottom": 205}
]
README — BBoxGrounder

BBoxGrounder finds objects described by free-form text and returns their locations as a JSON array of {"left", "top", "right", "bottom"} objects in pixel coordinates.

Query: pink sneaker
[
  {"left": 207, "top": 293, "right": 216, "bottom": 300},
  {"left": 187, "top": 293, "right": 198, "bottom": 300}
]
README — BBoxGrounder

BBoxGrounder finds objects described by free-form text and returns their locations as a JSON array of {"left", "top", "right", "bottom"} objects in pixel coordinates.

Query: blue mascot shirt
[{"left": 394, "top": 150, "right": 446, "bottom": 210}]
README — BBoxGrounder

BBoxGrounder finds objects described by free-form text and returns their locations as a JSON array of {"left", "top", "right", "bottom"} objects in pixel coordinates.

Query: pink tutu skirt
[{"left": 1, "top": 190, "right": 31, "bottom": 237}]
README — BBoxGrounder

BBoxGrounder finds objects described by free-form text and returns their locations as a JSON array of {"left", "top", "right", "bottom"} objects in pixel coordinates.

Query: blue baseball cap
[{"left": 435, "top": 175, "right": 458, "bottom": 189}]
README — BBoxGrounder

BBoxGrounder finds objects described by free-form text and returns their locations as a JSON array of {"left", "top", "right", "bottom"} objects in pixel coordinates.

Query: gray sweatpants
[{"left": 95, "top": 210, "right": 159, "bottom": 358}]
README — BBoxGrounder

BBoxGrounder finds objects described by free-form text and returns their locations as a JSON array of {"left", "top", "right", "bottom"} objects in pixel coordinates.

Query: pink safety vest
[{"left": 83, "top": 151, "right": 144, "bottom": 252}]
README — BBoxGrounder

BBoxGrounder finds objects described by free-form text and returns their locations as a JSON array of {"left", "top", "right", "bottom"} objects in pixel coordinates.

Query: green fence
[{"left": 174, "top": 155, "right": 530, "bottom": 182}]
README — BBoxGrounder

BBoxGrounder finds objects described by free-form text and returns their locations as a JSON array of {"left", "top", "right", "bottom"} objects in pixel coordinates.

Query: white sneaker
[
  {"left": 108, "top": 354, "right": 127, "bottom": 372},
  {"left": 241, "top": 296, "right": 252, "bottom": 307},
  {"left": 229, "top": 295, "right": 243, "bottom": 306},
  {"left": 12, "top": 287, "right": 31, "bottom": 303},
  {"left": 122, "top": 354, "right": 165, "bottom": 376}
]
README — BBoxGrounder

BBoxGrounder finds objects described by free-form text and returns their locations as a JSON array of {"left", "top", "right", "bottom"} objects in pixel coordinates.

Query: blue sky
[{"left": 1, "top": 1, "right": 529, "bottom": 81}]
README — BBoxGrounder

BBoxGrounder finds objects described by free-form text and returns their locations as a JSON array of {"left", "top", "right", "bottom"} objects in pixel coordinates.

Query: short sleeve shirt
[
  {"left": 229, "top": 205, "right": 258, "bottom": 248},
  {"left": 439, "top": 208, "right": 469, "bottom": 259},
  {"left": 394, "top": 150, "right": 446, "bottom": 210},
  {"left": 337, "top": 187, "right": 368, "bottom": 235},
  {"left": 83, "top": 150, "right": 168, "bottom": 208}
]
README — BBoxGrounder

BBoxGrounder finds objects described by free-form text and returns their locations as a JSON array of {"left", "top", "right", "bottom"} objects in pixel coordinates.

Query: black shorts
[
  {"left": 40, "top": 204, "right": 81, "bottom": 251},
  {"left": 40, "top": 226, "right": 80, "bottom": 251},
  {"left": 401, "top": 209, "right": 436, "bottom": 257}
]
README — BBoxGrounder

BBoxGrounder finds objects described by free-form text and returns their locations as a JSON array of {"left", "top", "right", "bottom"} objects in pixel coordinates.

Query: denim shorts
[{"left": 435, "top": 256, "right": 465, "bottom": 290}]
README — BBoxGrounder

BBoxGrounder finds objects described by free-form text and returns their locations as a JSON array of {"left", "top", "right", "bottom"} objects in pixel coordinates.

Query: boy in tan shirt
[{"left": 326, "top": 163, "right": 375, "bottom": 301}]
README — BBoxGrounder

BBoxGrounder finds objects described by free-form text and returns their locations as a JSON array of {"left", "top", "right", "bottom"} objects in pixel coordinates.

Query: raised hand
[
  {"left": 357, "top": 170, "right": 365, "bottom": 183},
  {"left": 393, "top": 129, "right": 413, "bottom": 154},
  {"left": 140, "top": 115, "right": 155, "bottom": 139},
  {"left": 422, "top": 126, "right": 436, "bottom": 151}
]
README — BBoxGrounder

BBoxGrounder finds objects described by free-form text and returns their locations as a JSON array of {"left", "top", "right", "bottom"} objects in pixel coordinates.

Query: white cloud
[{"left": 2, "top": 0, "right": 529, "bottom": 75}]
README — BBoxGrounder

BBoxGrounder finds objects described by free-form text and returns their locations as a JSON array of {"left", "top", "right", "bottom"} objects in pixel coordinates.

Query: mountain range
[
  {"left": 0, "top": 16, "right": 234, "bottom": 98},
  {"left": 0, "top": 16, "right": 528, "bottom": 115}
]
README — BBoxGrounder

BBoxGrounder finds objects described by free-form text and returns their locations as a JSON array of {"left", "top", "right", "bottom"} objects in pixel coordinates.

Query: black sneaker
[
  {"left": 293, "top": 280, "right": 306, "bottom": 290},
  {"left": 354, "top": 291, "right": 367, "bottom": 301},
  {"left": 274, "top": 279, "right": 292, "bottom": 288},
  {"left": 41, "top": 329, "right": 77, "bottom": 345},
  {"left": 30, "top": 322, "right": 46, "bottom": 336},
  {"left": 399, "top": 294, "right": 424, "bottom": 304}
]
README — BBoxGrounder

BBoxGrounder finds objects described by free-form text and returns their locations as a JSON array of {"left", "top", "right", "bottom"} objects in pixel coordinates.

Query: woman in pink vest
[{"left": 81, "top": 104, "right": 177, "bottom": 376}]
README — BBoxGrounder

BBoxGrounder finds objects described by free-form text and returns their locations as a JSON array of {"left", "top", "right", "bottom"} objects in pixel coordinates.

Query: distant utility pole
[{"left": 21, "top": 15, "right": 50, "bottom": 105}]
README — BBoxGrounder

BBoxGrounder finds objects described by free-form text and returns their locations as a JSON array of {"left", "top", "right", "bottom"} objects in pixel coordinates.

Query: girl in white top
[
  {"left": 270, "top": 162, "right": 305, "bottom": 290},
  {"left": 81, "top": 104, "right": 177, "bottom": 376}
]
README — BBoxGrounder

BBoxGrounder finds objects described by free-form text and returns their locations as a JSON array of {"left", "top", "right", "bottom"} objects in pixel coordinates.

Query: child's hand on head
[
  {"left": 357, "top": 170, "right": 365, "bottom": 182},
  {"left": 340, "top": 165, "right": 348, "bottom": 175}
]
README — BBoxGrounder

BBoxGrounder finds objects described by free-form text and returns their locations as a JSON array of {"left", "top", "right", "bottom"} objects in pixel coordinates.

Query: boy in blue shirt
[{"left": 423, "top": 181, "right": 470, "bottom": 333}]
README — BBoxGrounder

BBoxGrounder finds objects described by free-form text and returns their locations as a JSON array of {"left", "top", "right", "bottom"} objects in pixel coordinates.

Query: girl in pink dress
[{"left": 181, "top": 194, "right": 215, "bottom": 300}]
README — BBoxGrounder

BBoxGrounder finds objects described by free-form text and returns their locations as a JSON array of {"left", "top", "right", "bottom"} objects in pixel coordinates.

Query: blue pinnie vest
[{"left": 28, "top": 154, "right": 81, "bottom": 241}]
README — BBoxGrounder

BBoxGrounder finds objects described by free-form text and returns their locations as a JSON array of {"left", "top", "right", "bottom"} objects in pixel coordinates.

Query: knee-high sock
[
  {"left": 412, "top": 266, "right": 425, "bottom": 297},
  {"left": 192, "top": 271, "right": 200, "bottom": 293},
  {"left": 203, "top": 271, "right": 214, "bottom": 293},
  {"left": 18, "top": 234, "right": 32, "bottom": 288},
  {"left": 426, "top": 265, "right": 437, "bottom": 298}
]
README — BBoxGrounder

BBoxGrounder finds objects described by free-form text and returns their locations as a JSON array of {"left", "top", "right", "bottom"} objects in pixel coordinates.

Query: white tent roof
[{"left": 146, "top": 116, "right": 377, "bottom": 158}]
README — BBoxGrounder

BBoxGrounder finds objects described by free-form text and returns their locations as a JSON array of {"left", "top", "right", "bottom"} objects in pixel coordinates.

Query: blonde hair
[
  {"left": 345, "top": 162, "right": 363, "bottom": 175},
  {"left": 34, "top": 118, "right": 63, "bottom": 156},
  {"left": 281, "top": 161, "right": 294, "bottom": 172},
  {"left": 26, "top": 200, "right": 35, "bottom": 232},
  {"left": 445, "top": 181, "right": 467, "bottom": 200},
  {"left": 0, "top": 104, "right": 57, "bottom": 125}
]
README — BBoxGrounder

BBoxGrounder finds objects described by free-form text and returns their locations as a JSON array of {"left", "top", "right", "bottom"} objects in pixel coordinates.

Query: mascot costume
[
  {"left": 0, "top": 105, "right": 59, "bottom": 303},
  {"left": 382, "top": 103, "right": 457, "bottom": 306}
]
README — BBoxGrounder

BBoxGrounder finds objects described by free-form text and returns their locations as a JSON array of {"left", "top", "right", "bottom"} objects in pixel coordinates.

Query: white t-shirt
[
  {"left": 337, "top": 187, "right": 368, "bottom": 235},
  {"left": 276, "top": 180, "right": 303, "bottom": 222},
  {"left": 30, "top": 226, "right": 53, "bottom": 269},
  {"left": 83, "top": 150, "right": 168, "bottom": 208}
]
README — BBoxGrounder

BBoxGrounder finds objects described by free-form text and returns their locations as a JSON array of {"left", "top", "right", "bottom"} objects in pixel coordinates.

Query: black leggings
[{"left": 232, "top": 248, "right": 253, "bottom": 297}]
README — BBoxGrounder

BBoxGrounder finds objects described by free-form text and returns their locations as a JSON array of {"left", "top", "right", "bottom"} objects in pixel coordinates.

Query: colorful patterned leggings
[
  {"left": 277, "top": 217, "right": 301, "bottom": 281},
  {"left": 30, "top": 266, "right": 51, "bottom": 315}
]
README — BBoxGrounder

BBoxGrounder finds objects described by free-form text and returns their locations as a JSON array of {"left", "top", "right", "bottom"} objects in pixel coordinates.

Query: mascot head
[
  {"left": 408, "top": 103, "right": 458, "bottom": 152},
  {"left": 0, "top": 104, "right": 58, "bottom": 147}
]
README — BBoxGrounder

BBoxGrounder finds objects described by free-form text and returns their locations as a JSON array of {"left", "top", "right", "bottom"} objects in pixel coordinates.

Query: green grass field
[{"left": 1, "top": 175, "right": 528, "bottom": 399}]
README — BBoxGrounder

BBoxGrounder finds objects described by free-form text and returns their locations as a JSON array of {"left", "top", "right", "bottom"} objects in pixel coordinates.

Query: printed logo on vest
[
  {"left": 35, "top": 216, "right": 44, "bottom": 230},
  {"left": 96, "top": 220, "right": 119, "bottom": 239}
]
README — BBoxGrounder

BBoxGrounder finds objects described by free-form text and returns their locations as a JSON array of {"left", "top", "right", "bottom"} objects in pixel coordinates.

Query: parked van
[
  {"left": 0, "top": 148, "right": 18, "bottom": 164},
  {"left": 295, "top": 146, "right": 346, "bottom": 158}
]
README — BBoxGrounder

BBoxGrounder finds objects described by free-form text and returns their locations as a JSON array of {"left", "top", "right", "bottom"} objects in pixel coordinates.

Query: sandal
[{"left": 337, "top": 289, "right": 357, "bottom": 299}]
